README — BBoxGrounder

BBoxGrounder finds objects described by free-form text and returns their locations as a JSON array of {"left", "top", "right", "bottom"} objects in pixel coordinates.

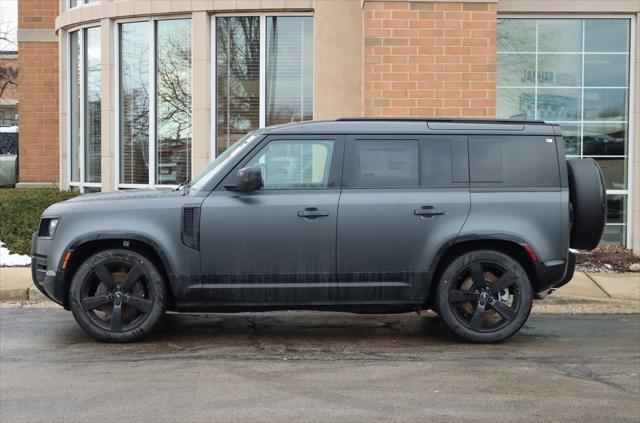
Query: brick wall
[
  {"left": 17, "top": 0, "right": 59, "bottom": 183},
  {"left": 363, "top": 1, "right": 497, "bottom": 118}
]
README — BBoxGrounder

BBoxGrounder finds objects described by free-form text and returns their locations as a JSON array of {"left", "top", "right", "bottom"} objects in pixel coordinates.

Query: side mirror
[{"left": 226, "top": 166, "right": 263, "bottom": 192}]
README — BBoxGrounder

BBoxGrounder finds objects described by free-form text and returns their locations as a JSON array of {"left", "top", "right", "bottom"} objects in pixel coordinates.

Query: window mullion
[
  {"left": 211, "top": 17, "right": 217, "bottom": 159},
  {"left": 259, "top": 15, "right": 266, "bottom": 128},
  {"left": 67, "top": 32, "right": 73, "bottom": 190},
  {"left": 534, "top": 20, "right": 538, "bottom": 121},
  {"left": 149, "top": 20, "right": 157, "bottom": 186},
  {"left": 79, "top": 29, "right": 86, "bottom": 192},
  {"left": 580, "top": 20, "right": 585, "bottom": 158}
]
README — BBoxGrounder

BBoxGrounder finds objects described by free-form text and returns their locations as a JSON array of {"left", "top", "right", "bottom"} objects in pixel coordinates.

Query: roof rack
[{"left": 335, "top": 117, "right": 548, "bottom": 125}]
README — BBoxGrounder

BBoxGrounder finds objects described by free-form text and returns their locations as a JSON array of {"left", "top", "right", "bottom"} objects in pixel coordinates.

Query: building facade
[{"left": 16, "top": 0, "right": 640, "bottom": 251}]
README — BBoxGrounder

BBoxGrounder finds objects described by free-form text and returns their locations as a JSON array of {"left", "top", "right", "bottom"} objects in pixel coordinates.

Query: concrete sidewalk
[{"left": 1, "top": 265, "right": 638, "bottom": 304}]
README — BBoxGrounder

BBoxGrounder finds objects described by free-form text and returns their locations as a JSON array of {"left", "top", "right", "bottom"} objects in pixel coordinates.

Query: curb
[
  {"left": 0, "top": 286, "right": 47, "bottom": 302},
  {"left": 0, "top": 288, "right": 29, "bottom": 302}
]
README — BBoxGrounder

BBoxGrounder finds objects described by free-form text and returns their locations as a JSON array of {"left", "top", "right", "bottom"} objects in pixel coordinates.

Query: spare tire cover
[{"left": 567, "top": 159, "right": 606, "bottom": 250}]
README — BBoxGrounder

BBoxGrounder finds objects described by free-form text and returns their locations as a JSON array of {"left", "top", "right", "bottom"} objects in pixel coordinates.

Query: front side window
[
  {"left": 69, "top": 26, "right": 101, "bottom": 192},
  {"left": 215, "top": 15, "right": 313, "bottom": 157},
  {"left": 497, "top": 18, "right": 632, "bottom": 246},
  {"left": 119, "top": 19, "right": 192, "bottom": 187},
  {"left": 246, "top": 140, "right": 333, "bottom": 189}
]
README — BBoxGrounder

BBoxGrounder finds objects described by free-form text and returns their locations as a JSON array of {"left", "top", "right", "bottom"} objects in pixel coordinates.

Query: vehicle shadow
[
  {"left": 10, "top": 308, "right": 541, "bottom": 361},
  {"left": 134, "top": 311, "right": 534, "bottom": 353}
]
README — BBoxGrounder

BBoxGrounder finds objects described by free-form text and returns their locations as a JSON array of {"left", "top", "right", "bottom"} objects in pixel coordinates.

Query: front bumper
[{"left": 31, "top": 232, "right": 64, "bottom": 306}]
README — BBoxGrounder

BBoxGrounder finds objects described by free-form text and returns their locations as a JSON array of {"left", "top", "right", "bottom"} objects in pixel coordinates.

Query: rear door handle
[
  {"left": 298, "top": 207, "right": 329, "bottom": 218},
  {"left": 414, "top": 206, "right": 445, "bottom": 217}
]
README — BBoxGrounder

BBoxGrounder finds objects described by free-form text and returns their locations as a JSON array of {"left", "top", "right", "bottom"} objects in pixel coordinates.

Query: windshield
[{"left": 190, "top": 133, "right": 258, "bottom": 190}]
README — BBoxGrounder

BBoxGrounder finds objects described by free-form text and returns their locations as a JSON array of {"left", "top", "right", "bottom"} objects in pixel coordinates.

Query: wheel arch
[
  {"left": 427, "top": 235, "right": 541, "bottom": 304},
  {"left": 59, "top": 233, "right": 176, "bottom": 310}
]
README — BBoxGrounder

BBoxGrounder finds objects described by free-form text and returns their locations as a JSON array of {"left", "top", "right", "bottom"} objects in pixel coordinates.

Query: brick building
[{"left": 16, "top": 0, "right": 640, "bottom": 251}]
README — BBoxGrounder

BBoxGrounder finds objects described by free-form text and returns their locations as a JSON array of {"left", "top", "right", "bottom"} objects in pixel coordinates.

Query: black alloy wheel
[
  {"left": 70, "top": 249, "right": 166, "bottom": 342},
  {"left": 436, "top": 250, "right": 533, "bottom": 343}
]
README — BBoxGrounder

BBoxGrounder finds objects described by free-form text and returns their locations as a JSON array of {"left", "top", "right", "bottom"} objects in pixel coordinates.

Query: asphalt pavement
[{"left": 1, "top": 309, "right": 639, "bottom": 422}]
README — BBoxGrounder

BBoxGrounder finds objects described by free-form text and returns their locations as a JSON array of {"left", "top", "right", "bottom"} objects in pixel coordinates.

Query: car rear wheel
[
  {"left": 436, "top": 250, "right": 532, "bottom": 343},
  {"left": 70, "top": 249, "right": 166, "bottom": 342}
]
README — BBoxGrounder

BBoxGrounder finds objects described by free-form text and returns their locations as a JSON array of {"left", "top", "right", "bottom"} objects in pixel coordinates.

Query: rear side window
[
  {"left": 469, "top": 136, "right": 560, "bottom": 187},
  {"left": 421, "top": 136, "right": 468, "bottom": 187},
  {"left": 343, "top": 140, "right": 419, "bottom": 188}
]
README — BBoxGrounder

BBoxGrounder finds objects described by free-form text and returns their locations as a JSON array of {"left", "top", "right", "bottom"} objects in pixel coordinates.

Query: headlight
[{"left": 38, "top": 218, "right": 59, "bottom": 238}]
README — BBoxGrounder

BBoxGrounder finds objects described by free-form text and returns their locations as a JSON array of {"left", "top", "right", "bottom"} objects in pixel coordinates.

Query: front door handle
[
  {"left": 414, "top": 206, "right": 445, "bottom": 217},
  {"left": 298, "top": 207, "right": 329, "bottom": 218}
]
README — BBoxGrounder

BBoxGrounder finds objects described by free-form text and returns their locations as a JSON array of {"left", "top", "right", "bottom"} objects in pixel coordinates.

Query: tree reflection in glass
[
  {"left": 156, "top": 19, "right": 192, "bottom": 185},
  {"left": 216, "top": 17, "right": 260, "bottom": 157},
  {"left": 85, "top": 27, "right": 101, "bottom": 183},
  {"left": 119, "top": 22, "right": 149, "bottom": 184}
]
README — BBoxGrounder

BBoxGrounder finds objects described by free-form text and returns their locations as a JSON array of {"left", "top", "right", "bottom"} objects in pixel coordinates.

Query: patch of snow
[{"left": 0, "top": 240, "right": 31, "bottom": 267}]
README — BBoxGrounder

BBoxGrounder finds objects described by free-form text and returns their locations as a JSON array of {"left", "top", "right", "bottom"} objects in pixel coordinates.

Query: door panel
[
  {"left": 198, "top": 135, "right": 343, "bottom": 305},
  {"left": 336, "top": 135, "right": 470, "bottom": 303},
  {"left": 200, "top": 190, "right": 339, "bottom": 303}
]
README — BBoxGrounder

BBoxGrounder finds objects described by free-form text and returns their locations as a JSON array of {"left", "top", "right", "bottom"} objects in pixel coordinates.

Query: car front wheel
[
  {"left": 69, "top": 249, "right": 166, "bottom": 342},
  {"left": 436, "top": 250, "right": 533, "bottom": 343}
]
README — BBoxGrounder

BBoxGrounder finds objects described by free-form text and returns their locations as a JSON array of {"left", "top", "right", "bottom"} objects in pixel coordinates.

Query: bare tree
[{"left": 0, "top": 10, "right": 18, "bottom": 99}]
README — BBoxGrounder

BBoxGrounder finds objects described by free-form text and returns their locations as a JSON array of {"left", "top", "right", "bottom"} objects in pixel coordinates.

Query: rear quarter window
[{"left": 469, "top": 135, "right": 560, "bottom": 188}]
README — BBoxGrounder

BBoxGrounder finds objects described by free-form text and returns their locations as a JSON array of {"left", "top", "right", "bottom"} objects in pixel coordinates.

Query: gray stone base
[{"left": 15, "top": 182, "right": 59, "bottom": 189}]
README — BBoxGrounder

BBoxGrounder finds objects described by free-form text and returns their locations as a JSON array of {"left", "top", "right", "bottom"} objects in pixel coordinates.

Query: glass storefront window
[
  {"left": 69, "top": 27, "right": 101, "bottom": 192},
  {"left": 119, "top": 18, "right": 192, "bottom": 186},
  {"left": 215, "top": 15, "right": 314, "bottom": 157},
  {"left": 497, "top": 19, "right": 536, "bottom": 52},
  {"left": 497, "top": 18, "right": 632, "bottom": 246},
  {"left": 583, "top": 123, "right": 627, "bottom": 156},
  {"left": 69, "top": 31, "right": 80, "bottom": 183},
  {"left": 85, "top": 27, "right": 101, "bottom": 183},
  {"left": 265, "top": 16, "right": 314, "bottom": 126},
  {"left": 69, "top": 0, "right": 100, "bottom": 8},
  {"left": 216, "top": 17, "right": 261, "bottom": 157},
  {"left": 119, "top": 22, "right": 150, "bottom": 185},
  {"left": 156, "top": 19, "right": 192, "bottom": 185}
]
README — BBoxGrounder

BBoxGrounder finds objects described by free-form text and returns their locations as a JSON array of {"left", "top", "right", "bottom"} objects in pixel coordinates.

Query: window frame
[
  {"left": 210, "top": 12, "right": 314, "bottom": 163},
  {"left": 217, "top": 134, "right": 344, "bottom": 191},
  {"left": 114, "top": 15, "right": 193, "bottom": 190},
  {"left": 496, "top": 14, "right": 636, "bottom": 246},
  {"left": 68, "top": 0, "right": 99, "bottom": 10},
  {"left": 67, "top": 25, "right": 101, "bottom": 193}
]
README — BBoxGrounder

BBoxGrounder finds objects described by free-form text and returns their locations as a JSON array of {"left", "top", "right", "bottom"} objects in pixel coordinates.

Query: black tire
[
  {"left": 70, "top": 249, "right": 166, "bottom": 342},
  {"left": 567, "top": 158, "right": 606, "bottom": 250},
  {"left": 436, "top": 250, "right": 533, "bottom": 343}
]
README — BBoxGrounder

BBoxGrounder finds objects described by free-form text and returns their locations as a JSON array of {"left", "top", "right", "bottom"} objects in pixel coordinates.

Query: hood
[
  {"left": 64, "top": 190, "right": 178, "bottom": 203},
  {"left": 42, "top": 189, "right": 185, "bottom": 217}
]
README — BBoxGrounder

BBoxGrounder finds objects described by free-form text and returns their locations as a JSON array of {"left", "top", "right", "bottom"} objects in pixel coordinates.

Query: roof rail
[{"left": 335, "top": 117, "right": 548, "bottom": 125}]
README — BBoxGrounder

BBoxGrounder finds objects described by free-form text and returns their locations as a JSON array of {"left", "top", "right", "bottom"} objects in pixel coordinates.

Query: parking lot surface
[{"left": 1, "top": 309, "right": 639, "bottom": 422}]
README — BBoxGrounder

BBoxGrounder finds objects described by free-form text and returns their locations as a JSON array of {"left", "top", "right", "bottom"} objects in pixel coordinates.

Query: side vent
[{"left": 181, "top": 206, "right": 201, "bottom": 251}]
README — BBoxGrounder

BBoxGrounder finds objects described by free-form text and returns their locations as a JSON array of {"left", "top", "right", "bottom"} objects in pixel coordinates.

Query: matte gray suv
[{"left": 31, "top": 118, "right": 606, "bottom": 343}]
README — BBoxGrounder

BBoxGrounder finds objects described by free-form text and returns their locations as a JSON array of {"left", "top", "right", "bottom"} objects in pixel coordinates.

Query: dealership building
[{"left": 16, "top": 0, "right": 640, "bottom": 251}]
